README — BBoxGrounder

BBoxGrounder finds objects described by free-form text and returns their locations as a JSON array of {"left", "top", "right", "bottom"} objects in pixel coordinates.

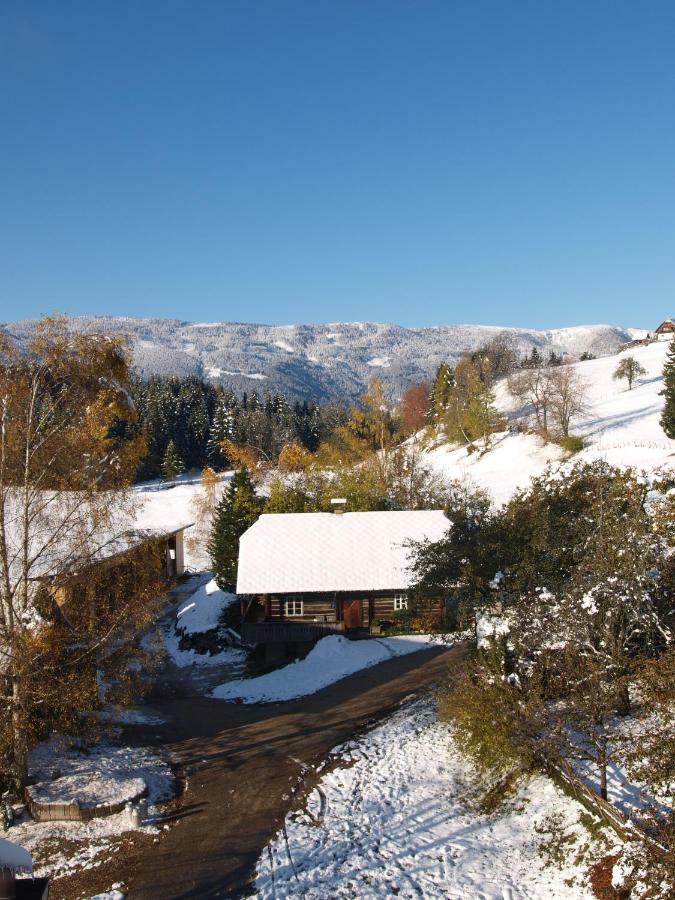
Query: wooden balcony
[{"left": 239, "top": 621, "right": 345, "bottom": 644}]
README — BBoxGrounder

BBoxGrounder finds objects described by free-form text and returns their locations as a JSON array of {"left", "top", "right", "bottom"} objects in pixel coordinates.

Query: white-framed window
[
  {"left": 285, "top": 599, "right": 304, "bottom": 617},
  {"left": 393, "top": 595, "right": 408, "bottom": 611}
]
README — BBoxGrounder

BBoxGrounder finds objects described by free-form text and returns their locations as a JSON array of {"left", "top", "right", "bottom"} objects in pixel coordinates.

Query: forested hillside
[{"left": 2, "top": 316, "right": 644, "bottom": 403}]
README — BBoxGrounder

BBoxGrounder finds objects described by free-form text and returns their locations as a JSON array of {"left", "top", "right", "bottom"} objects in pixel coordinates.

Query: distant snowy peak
[{"left": 2, "top": 316, "right": 646, "bottom": 402}]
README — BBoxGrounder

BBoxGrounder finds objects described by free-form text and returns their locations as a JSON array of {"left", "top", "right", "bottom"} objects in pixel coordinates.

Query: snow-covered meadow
[
  {"left": 423, "top": 340, "right": 674, "bottom": 506},
  {"left": 132, "top": 470, "right": 233, "bottom": 570},
  {"left": 256, "top": 700, "right": 617, "bottom": 899}
]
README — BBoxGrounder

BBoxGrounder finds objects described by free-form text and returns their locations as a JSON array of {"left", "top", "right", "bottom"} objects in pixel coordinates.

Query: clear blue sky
[{"left": 2, "top": 1, "right": 674, "bottom": 329}]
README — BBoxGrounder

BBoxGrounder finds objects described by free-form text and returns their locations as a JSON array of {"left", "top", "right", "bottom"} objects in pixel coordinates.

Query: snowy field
[
  {"left": 424, "top": 340, "right": 675, "bottom": 506},
  {"left": 256, "top": 700, "right": 618, "bottom": 899},
  {"left": 212, "top": 633, "right": 455, "bottom": 703}
]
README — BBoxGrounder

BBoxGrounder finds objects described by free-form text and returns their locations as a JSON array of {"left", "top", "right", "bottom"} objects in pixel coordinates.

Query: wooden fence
[
  {"left": 26, "top": 784, "right": 147, "bottom": 823},
  {"left": 545, "top": 761, "right": 633, "bottom": 841}
]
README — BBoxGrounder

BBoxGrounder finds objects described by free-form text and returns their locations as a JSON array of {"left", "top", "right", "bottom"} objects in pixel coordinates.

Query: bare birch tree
[
  {"left": 507, "top": 366, "right": 554, "bottom": 433},
  {"left": 0, "top": 319, "right": 163, "bottom": 791},
  {"left": 548, "top": 367, "right": 588, "bottom": 437}
]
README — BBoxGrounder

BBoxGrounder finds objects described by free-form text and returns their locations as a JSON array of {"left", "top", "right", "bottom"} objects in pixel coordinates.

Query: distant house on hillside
[
  {"left": 655, "top": 318, "right": 675, "bottom": 340},
  {"left": 236, "top": 505, "right": 449, "bottom": 652},
  {"left": 620, "top": 319, "right": 673, "bottom": 352}
]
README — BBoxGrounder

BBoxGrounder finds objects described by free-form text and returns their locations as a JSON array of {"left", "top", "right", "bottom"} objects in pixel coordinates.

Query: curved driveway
[{"left": 90, "top": 643, "right": 466, "bottom": 898}]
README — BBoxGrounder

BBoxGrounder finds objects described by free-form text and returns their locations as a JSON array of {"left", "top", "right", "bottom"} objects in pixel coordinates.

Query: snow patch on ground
[
  {"left": 176, "top": 578, "right": 238, "bottom": 634},
  {"left": 28, "top": 738, "right": 172, "bottom": 811},
  {"left": 159, "top": 575, "right": 246, "bottom": 669},
  {"left": 366, "top": 356, "right": 392, "bottom": 367},
  {"left": 212, "top": 634, "right": 454, "bottom": 703},
  {"left": 95, "top": 706, "right": 165, "bottom": 726},
  {"left": 0, "top": 837, "right": 32, "bottom": 873},
  {"left": 274, "top": 340, "right": 295, "bottom": 353},
  {"left": 90, "top": 887, "right": 125, "bottom": 900},
  {"left": 256, "top": 700, "right": 617, "bottom": 898},
  {"left": 206, "top": 367, "right": 268, "bottom": 381}
]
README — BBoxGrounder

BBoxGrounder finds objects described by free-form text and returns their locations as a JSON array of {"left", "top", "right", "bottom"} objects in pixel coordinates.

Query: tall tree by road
[
  {"left": 208, "top": 468, "right": 262, "bottom": 591},
  {"left": 0, "top": 319, "right": 164, "bottom": 791}
]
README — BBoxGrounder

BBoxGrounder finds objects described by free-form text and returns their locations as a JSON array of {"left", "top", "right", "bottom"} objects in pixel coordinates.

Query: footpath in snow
[
  {"left": 212, "top": 634, "right": 453, "bottom": 703},
  {"left": 256, "top": 700, "right": 618, "bottom": 899}
]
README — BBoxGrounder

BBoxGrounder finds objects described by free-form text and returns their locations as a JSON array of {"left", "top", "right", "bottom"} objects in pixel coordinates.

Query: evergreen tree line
[{"left": 114, "top": 375, "right": 348, "bottom": 480}]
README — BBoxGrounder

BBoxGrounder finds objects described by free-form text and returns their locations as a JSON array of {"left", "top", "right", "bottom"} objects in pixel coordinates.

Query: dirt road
[{"left": 108, "top": 643, "right": 465, "bottom": 898}]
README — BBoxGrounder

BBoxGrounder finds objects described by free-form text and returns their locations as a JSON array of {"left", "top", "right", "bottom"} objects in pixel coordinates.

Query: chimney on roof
[{"left": 330, "top": 498, "right": 347, "bottom": 516}]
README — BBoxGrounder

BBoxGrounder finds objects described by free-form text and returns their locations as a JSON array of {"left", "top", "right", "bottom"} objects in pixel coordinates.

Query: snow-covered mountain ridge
[
  {"left": 2, "top": 316, "right": 645, "bottom": 402},
  {"left": 423, "top": 339, "right": 674, "bottom": 506}
]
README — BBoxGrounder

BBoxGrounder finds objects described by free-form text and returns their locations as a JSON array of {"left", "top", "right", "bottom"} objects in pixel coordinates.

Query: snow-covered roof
[
  {"left": 1, "top": 488, "right": 193, "bottom": 583},
  {"left": 236, "top": 510, "right": 450, "bottom": 594},
  {"left": 0, "top": 837, "right": 32, "bottom": 874}
]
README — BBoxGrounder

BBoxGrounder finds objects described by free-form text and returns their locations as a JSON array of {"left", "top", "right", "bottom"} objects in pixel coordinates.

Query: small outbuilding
[{"left": 236, "top": 508, "right": 450, "bottom": 647}]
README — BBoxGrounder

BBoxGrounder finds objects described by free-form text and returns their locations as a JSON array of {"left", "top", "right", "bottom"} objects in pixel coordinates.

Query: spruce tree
[
  {"left": 207, "top": 400, "right": 234, "bottom": 470},
  {"left": 660, "top": 340, "right": 675, "bottom": 438},
  {"left": 175, "top": 377, "right": 210, "bottom": 469},
  {"left": 208, "top": 468, "right": 262, "bottom": 590},
  {"left": 161, "top": 439, "right": 183, "bottom": 481},
  {"left": 430, "top": 363, "right": 455, "bottom": 420},
  {"left": 464, "top": 368, "right": 500, "bottom": 447},
  {"left": 523, "top": 347, "right": 542, "bottom": 369}
]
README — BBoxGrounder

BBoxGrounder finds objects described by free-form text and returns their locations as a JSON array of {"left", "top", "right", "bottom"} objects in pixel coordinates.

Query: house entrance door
[{"left": 343, "top": 599, "right": 363, "bottom": 630}]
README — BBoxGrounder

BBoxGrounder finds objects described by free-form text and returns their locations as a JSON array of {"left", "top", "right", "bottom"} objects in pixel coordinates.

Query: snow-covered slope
[
  {"left": 256, "top": 700, "right": 608, "bottom": 898},
  {"left": 3, "top": 316, "right": 644, "bottom": 402},
  {"left": 424, "top": 340, "right": 675, "bottom": 506}
]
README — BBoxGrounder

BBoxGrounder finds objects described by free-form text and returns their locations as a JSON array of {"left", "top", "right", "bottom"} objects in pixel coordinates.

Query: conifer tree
[
  {"left": 207, "top": 399, "right": 236, "bottom": 469},
  {"left": 175, "top": 377, "right": 210, "bottom": 468},
  {"left": 464, "top": 363, "right": 501, "bottom": 446},
  {"left": 660, "top": 340, "right": 675, "bottom": 438},
  {"left": 161, "top": 439, "right": 183, "bottom": 481},
  {"left": 208, "top": 468, "right": 262, "bottom": 589},
  {"left": 430, "top": 363, "right": 455, "bottom": 420},
  {"left": 523, "top": 347, "right": 542, "bottom": 369}
]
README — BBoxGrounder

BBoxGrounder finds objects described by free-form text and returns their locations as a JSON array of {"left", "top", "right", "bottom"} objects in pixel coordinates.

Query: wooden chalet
[
  {"left": 655, "top": 318, "right": 675, "bottom": 340},
  {"left": 236, "top": 504, "right": 449, "bottom": 649}
]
